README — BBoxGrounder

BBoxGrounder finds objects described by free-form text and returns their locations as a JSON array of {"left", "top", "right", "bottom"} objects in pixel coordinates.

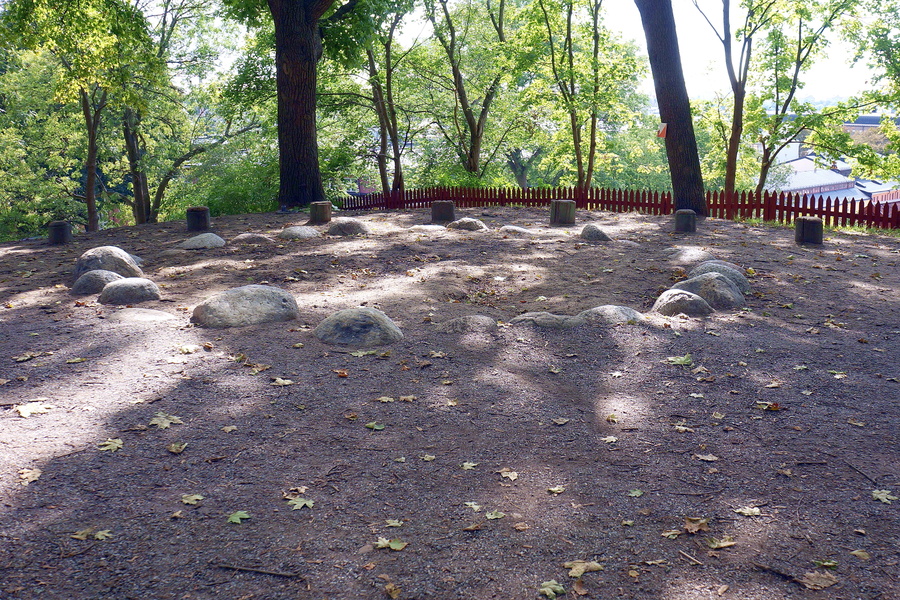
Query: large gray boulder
[
  {"left": 176, "top": 233, "right": 225, "bottom": 249},
  {"left": 580, "top": 223, "right": 612, "bottom": 241},
  {"left": 70, "top": 270, "right": 123, "bottom": 296},
  {"left": 510, "top": 312, "right": 586, "bottom": 329},
  {"left": 447, "top": 217, "right": 489, "bottom": 232},
  {"left": 327, "top": 218, "right": 370, "bottom": 236},
  {"left": 652, "top": 289, "right": 714, "bottom": 317},
  {"left": 278, "top": 226, "right": 321, "bottom": 240},
  {"left": 73, "top": 246, "right": 144, "bottom": 282},
  {"left": 314, "top": 307, "right": 403, "bottom": 346},
  {"left": 578, "top": 305, "right": 644, "bottom": 324},
  {"left": 689, "top": 262, "right": 750, "bottom": 294},
  {"left": 98, "top": 278, "right": 161, "bottom": 305},
  {"left": 672, "top": 272, "right": 744, "bottom": 310},
  {"left": 191, "top": 285, "right": 300, "bottom": 328}
]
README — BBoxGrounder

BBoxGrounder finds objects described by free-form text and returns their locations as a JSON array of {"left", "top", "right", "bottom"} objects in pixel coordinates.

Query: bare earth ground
[{"left": 0, "top": 206, "right": 898, "bottom": 600}]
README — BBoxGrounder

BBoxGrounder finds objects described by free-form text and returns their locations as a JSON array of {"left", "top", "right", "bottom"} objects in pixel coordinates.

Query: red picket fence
[{"left": 342, "top": 186, "right": 900, "bottom": 229}]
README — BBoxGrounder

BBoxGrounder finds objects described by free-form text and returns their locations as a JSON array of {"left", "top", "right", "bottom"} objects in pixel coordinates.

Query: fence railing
[{"left": 342, "top": 186, "right": 900, "bottom": 229}]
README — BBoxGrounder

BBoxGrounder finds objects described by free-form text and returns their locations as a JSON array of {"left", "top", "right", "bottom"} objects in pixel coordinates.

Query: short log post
[
  {"left": 47, "top": 220, "right": 72, "bottom": 245},
  {"left": 186, "top": 206, "right": 211, "bottom": 231},
  {"left": 795, "top": 216, "right": 823, "bottom": 245},
  {"left": 308, "top": 201, "right": 333, "bottom": 225},
  {"left": 550, "top": 199, "right": 576, "bottom": 225},
  {"left": 431, "top": 200, "right": 456, "bottom": 223},
  {"left": 674, "top": 209, "right": 697, "bottom": 233}
]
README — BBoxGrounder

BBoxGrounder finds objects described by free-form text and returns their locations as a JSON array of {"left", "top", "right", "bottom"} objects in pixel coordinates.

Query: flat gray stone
[
  {"left": 578, "top": 305, "right": 644, "bottom": 324},
  {"left": 73, "top": 246, "right": 144, "bottom": 282},
  {"left": 314, "top": 307, "right": 403, "bottom": 346},
  {"left": 279, "top": 226, "right": 321, "bottom": 240},
  {"left": 652, "top": 289, "right": 714, "bottom": 316},
  {"left": 98, "top": 278, "right": 161, "bottom": 305},
  {"left": 192, "top": 285, "right": 300, "bottom": 328},
  {"left": 510, "top": 312, "right": 586, "bottom": 329},
  {"left": 447, "top": 218, "right": 489, "bottom": 232},
  {"left": 498, "top": 225, "right": 535, "bottom": 236},
  {"left": 689, "top": 262, "right": 750, "bottom": 294},
  {"left": 105, "top": 308, "right": 177, "bottom": 324},
  {"left": 232, "top": 233, "right": 277, "bottom": 245},
  {"left": 327, "top": 218, "right": 369, "bottom": 236},
  {"left": 666, "top": 246, "right": 717, "bottom": 266},
  {"left": 435, "top": 315, "right": 497, "bottom": 333},
  {"left": 672, "top": 272, "right": 744, "bottom": 310},
  {"left": 176, "top": 233, "right": 226, "bottom": 249},
  {"left": 580, "top": 223, "right": 611, "bottom": 241},
  {"left": 70, "top": 270, "right": 123, "bottom": 296}
]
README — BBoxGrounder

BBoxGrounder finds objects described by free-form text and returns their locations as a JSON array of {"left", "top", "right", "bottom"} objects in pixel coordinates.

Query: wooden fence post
[{"left": 550, "top": 199, "right": 576, "bottom": 225}]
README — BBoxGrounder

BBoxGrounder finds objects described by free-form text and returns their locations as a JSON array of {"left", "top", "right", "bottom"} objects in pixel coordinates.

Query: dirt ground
[{"left": 0, "top": 206, "right": 898, "bottom": 600}]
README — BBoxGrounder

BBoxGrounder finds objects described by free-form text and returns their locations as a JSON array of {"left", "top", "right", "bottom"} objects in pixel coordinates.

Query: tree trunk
[
  {"left": 123, "top": 107, "right": 151, "bottom": 224},
  {"left": 268, "top": 0, "right": 333, "bottom": 209},
  {"left": 634, "top": 0, "right": 706, "bottom": 215},
  {"left": 79, "top": 87, "right": 106, "bottom": 232},
  {"left": 724, "top": 89, "right": 745, "bottom": 196}
]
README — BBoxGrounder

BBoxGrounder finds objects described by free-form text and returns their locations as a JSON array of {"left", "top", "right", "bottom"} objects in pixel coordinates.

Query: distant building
[{"left": 776, "top": 154, "right": 898, "bottom": 202}]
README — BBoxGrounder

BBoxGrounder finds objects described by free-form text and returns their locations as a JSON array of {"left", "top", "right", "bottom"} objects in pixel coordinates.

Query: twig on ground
[
  {"left": 844, "top": 460, "right": 878, "bottom": 484},
  {"left": 214, "top": 562, "right": 302, "bottom": 578},
  {"left": 678, "top": 550, "right": 703, "bottom": 566}
]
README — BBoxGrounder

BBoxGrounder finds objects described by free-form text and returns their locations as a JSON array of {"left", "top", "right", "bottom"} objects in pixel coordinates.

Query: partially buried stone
[
  {"left": 192, "top": 285, "right": 299, "bottom": 328},
  {"left": 98, "top": 278, "right": 161, "bottom": 305},
  {"left": 231, "top": 233, "right": 277, "bottom": 245},
  {"left": 652, "top": 289, "right": 713, "bottom": 317},
  {"left": 671, "top": 272, "right": 744, "bottom": 310},
  {"left": 446, "top": 218, "right": 489, "bottom": 232},
  {"left": 688, "top": 262, "right": 750, "bottom": 294},
  {"left": 176, "top": 232, "right": 225, "bottom": 249},
  {"left": 327, "top": 218, "right": 369, "bottom": 236},
  {"left": 278, "top": 226, "right": 320, "bottom": 240},
  {"left": 314, "top": 307, "right": 403, "bottom": 346},
  {"left": 73, "top": 246, "right": 144, "bottom": 282},
  {"left": 509, "top": 312, "right": 586, "bottom": 329},
  {"left": 578, "top": 305, "right": 644, "bottom": 324},
  {"left": 580, "top": 223, "right": 611, "bottom": 241},
  {"left": 435, "top": 315, "right": 497, "bottom": 333},
  {"left": 70, "top": 270, "right": 123, "bottom": 296}
]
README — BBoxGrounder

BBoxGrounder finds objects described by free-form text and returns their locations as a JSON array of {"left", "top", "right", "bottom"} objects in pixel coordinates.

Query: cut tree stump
[
  {"left": 674, "top": 209, "right": 697, "bottom": 233},
  {"left": 308, "top": 201, "right": 332, "bottom": 225},
  {"left": 186, "top": 206, "right": 210, "bottom": 231},
  {"left": 47, "top": 221, "right": 72, "bottom": 245},
  {"left": 431, "top": 200, "right": 456, "bottom": 223},
  {"left": 550, "top": 199, "right": 576, "bottom": 225},
  {"left": 795, "top": 216, "right": 823, "bottom": 245}
]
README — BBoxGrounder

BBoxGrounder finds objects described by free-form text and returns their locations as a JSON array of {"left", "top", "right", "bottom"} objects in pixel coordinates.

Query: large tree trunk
[
  {"left": 268, "top": 0, "right": 332, "bottom": 209},
  {"left": 634, "top": 0, "right": 706, "bottom": 215},
  {"left": 79, "top": 87, "right": 106, "bottom": 232},
  {"left": 123, "top": 108, "right": 151, "bottom": 224}
]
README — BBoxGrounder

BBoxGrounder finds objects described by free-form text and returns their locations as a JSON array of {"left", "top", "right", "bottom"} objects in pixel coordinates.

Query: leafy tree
[{"left": 633, "top": 0, "right": 706, "bottom": 213}]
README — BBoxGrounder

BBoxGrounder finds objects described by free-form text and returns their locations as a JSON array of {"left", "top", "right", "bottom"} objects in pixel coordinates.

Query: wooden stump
[
  {"left": 674, "top": 209, "right": 697, "bottom": 233},
  {"left": 186, "top": 206, "right": 210, "bottom": 231},
  {"left": 308, "top": 201, "right": 332, "bottom": 225},
  {"left": 550, "top": 199, "right": 576, "bottom": 225},
  {"left": 431, "top": 200, "right": 456, "bottom": 223},
  {"left": 47, "top": 220, "right": 72, "bottom": 245},
  {"left": 795, "top": 216, "right": 823, "bottom": 245}
]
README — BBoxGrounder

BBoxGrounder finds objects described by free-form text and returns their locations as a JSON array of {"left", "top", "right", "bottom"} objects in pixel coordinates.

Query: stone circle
[
  {"left": 510, "top": 312, "right": 586, "bottom": 329},
  {"left": 688, "top": 262, "right": 751, "bottom": 294},
  {"left": 176, "top": 233, "right": 226, "bottom": 249},
  {"left": 446, "top": 217, "right": 489, "bottom": 232},
  {"left": 652, "top": 289, "right": 714, "bottom": 316},
  {"left": 435, "top": 315, "right": 498, "bottom": 333},
  {"left": 279, "top": 226, "right": 321, "bottom": 240},
  {"left": 327, "top": 218, "right": 370, "bottom": 236},
  {"left": 672, "top": 272, "right": 744, "bottom": 310},
  {"left": 578, "top": 305, "right": 644, "bottom": 324}
]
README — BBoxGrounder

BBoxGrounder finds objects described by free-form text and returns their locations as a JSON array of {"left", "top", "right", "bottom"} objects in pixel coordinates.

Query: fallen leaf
[
  {"left": 271, "top": 377, "right": 295, "bottom": 386},
  {"left": 661, "top": 529, "right": 682, "bottom": 539},
  {"left": 18, "top": 468, "right": 41, "bottom": 486},
  {"left": 221, "top": 425, "right": 237, "bottom": 433},
  {"left": 94, "top": 530, "right": 112, "bottom": 540},
  {"left": 798, "top": 571, "right": 839, "bottom": 590},
  {"left": 694, "top": 454, "right": 719, "bottom": 462},
  {"left": 287, "top": 498, "right": 314, "bottom": 510},
  {"left": 764, "top": 380, "right": 782, "bottom": 388},
  {"left": 420, "top": 454, "right": 436, "bottom": 461},
  {"left": 711, "top": 411, "right": 725, "bottom": 420},
  {"left": 539, "top": 580, "right": 566, "bottom": 599},
  {"left": 498, "top": 467, "right": 518, "bottom": 481},
  {"left": 66, "top": 357, "right": 88, "bottom": 364},
  {"left": 461, "top": 462, "right": 478, "bottom": 470},
  {"left": 365, "top": 422, "right": 385, "bottom": 431},
  {"left": 149, "top": 411, "right": 183, "bottom": 429},
  {"left": 872, "top": 489, "right": 898, "bottom": 504},
  {"left": 375, "top": 396, "right": 395, "bottom": 403},
  {"left": 385, "top": 519, "right": 403, "bottom": 527},
  {"left": 601, "top": 436, "right": 618, "bottom": 443},
  {"left": 706, "top": 536, "right": 736, "bottom": 549},
  {"left": 464, "top": 502, "right": 482, "bottom": 512},
  {"left": 627, "top": 489, "right": 644, "bottom": 498},
  {"left": 573, "top": 578, "right": 588, "bottom": 596},
  {"left": 606, "top": 414, "right": 618, "bottom": 423},
  {"left": 486, "top": 510, "right": 505, "bottom": 519},
  {"left": 549, "top": 366, "right": 562, "bottom": 374},
  {"left": 849, "top": 549, "right": 871, "bottom": 560},
  {"left": 349, "top": 350, "right": 376, "bottom": 357},
  {"left": 399, "top": 395, "right": 416, "bottom": 402},
  {"left": 15, "top": 400, "right": 54, "bottom": 418},
  {"left": 733, "top": 506, "right": 761, "bottom": 516},
  {"left": 513, "top": 522, "right": 529, "bottom": 531},
  {"left": 71, "top": 528, "right": 94, "bottom": 540},
  {"left": 609, "top": 371, "right": 623, "bottom": 378},
  {"left": 374, "top": 537, "right": 407, "bottom": 551},
  {"left": 551, "top": 417, "right": 570, "bottom": 426},
  {"left": 429, "top": 350, "right": 446, "bottom": 358},
  {"left": 563, "top": 560, "right": 604, "bottom": 577},
  {"left": 684, "top": 517, "right": 710, "bottom": 534},
  {"left": 292, "top": 342, "right": 304, "bottom": 348},
  {"left": 333, "top": 369, "right": 349, "bottom": 377},
  {"left": 673, "top": 423, "right": 694, "bottom": 433},
  {"left": 227, "top": 510, "right": 250, "bottom": 524},
  {"left": 547, "top": 486, "right": 566, "bottom": 495},
  {"left": 667, "top": 354, "right": 693, "bottom": 367},
  {"left": 847, "top": 418, "right": 866, "bottom": 427},
  {"left": 98, "top": 438, "right": 123, "bottom": 452},
  {"left": 384, "top": 582, "right": 402, "bottom": 599},
  {"left": 813, "top": 559, "right": 838, "bottom": 569},
  {"left": 177, "top": 344, "right": 202, "bottom": 354},
  {"left": 181, "top": 494, "right": 204, "bottom": 505},
  {"left": 167, "top": 442, "right": 187, "bottom": 454}
]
